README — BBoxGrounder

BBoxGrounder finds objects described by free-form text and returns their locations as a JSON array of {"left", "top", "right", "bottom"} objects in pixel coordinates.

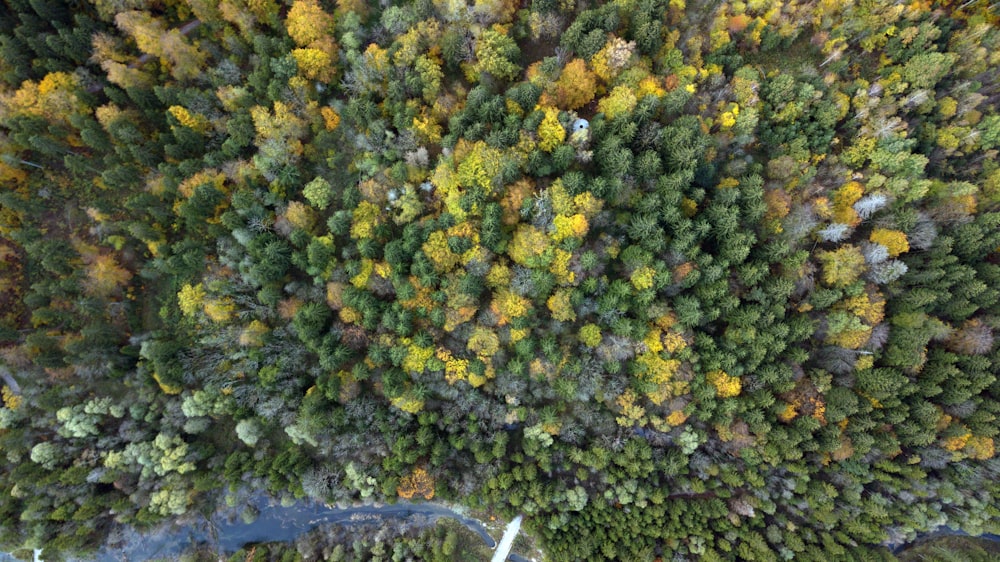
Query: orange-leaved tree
[{"left": 397, "top": 467, "right": 435, "bottom": 500}]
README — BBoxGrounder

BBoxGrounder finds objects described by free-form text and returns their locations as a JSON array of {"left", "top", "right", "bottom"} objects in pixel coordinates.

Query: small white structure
[{"left": 572, "top": 118, "right": 589, "bottom": 133}]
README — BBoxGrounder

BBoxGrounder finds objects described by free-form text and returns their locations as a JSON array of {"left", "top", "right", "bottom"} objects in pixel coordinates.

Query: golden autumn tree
[
  {"left": 335, "top": 0, "right": 370, "bottom": 18},
  {"left": 285, "top": 0, "right": 338, "bottom": 82},
  {"left": 114, "top": 11, "right": 165, "bottom": 57},
  {"left": 390, "top": 390, "right": 425, "bottom": 414},
  {"left": 636, "top": 352, "right": 681, "bottom": 387},
  {"left": 349, "top": 201, "right": 382, "bottom": 240},
  {"left": 72, "top": 240, "right": 132, "bottom": 298},
  {"left": 832, "top": 181, "right": 864, "bottom": 227},
  {"left": 84, "top": 254, "right": 133, "bottom": 298},
  {"left": 507, "top": 225, "right": 551, "bottom": 267},
  {"left": 168, "top": 106, "right": 210, "bottom": 134},
  {"left": 250, "top": 101, "right": 308, "bottom": 145},
  {"left": 320, "top": 107, "right": 341, "bottom": 131},
  {"left": 203, "top": 298, "right": 235, "bottom": 323},
  {"left": 422, "top": 230, "right": 462, "bottom": 273},
  {"left": 472, "top": 0, "right": 519, "bottom": 25},
  {"left": 1, "top": 72, "right": 88, "bottom": 128},
  {"left": 841, "top": 292, "right": 886, "bottom": 325},
  {"left": 159, "top": 29, "right": 207, "bottom": 81},
  {"left": 239, "top": 320, "right": 269, "bottom": 347},
  {"left": 286, "top": 0, "right": 335, "bottom": 47},
  {"left": 490, "top": 289, "right": 531, "bottom": 326},
  {"left": 826, "top": 321, "right": 871, "bottom": 349},
  {"left": 113, "top": 11, "right": 205, "bottom": 81},
  {"left": 500, "top": 179, "right": 534, "bottom": 225},
  {"left": 455, "top": 140, "right": 504, "bottom": 192},
  {"left": 547, "top": 288, "right": 576, "bottom": 322},
  {"left": 615, "top": 388, "right": 647, "bottom": 427},
  {"left": 707, "top": 370, "right": 741, "bottom": 398},
  {"left": 1, "top": 385, "right": 22, "bottom": 411},
  {"left": 869, "top": 228, "right": 909, "bottom": 256},
  {"left": 763, "top": 188, "right": 791, "bottom": 232},
  {"left": 598, "top": 85, "right": 638, "bottom": 120},
  {"left": 630, "top": 266, "right": 657, "bottom": 291},
  {"left": 283, "top": 201, "right": 316, "bottom": 232},
  {"left": 554, "top": 59, "right": 598, "bottom": 110},
  {"left": 551, "top": 213, "right": 588, "bottom": 242},
  {"left": 472, "top": 25, "right": 521, "bottom": 81},
  {"left": 292, "top": 48, "right": 335, "bottom": 82},
  {"left": 442, "top": 283, "right": 478, "bottom": 332},
  {"left": 966, "top": 436, "right": 995, "bottom": 460}
]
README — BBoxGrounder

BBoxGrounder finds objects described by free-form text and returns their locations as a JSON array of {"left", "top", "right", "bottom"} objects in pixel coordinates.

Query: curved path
[
  {"left": 0, "top": 367, "right": 20, "bottom": 395},
  {"left": 93, "top": 495, "right": 502, "bottom": 561}
]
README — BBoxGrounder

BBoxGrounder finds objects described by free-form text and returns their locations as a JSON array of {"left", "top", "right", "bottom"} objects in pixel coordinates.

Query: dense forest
[{"left": 1, "top": 0, "right": 999, "bottom": 559}]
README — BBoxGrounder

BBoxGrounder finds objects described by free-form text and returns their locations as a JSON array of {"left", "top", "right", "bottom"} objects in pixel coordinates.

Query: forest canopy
[{"left": 1, "top": 0, "right": 1000, "bottom": 560}]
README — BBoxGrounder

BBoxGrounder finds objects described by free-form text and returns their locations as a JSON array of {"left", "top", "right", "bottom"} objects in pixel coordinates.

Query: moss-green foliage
[{"left": 1, "top": 0, "right": 1000, "bottom": 560}]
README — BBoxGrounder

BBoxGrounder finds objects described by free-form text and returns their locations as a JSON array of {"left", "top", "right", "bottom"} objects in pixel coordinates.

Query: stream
[{"left": 85, "top": 495, "right": 510, "bottom": 561}]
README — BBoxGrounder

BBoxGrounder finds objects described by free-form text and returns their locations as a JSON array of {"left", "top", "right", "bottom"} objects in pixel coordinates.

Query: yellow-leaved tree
[
  {"left": 178, "top": 284, "right": 206, "bottom": 317},
  {"left": 286, "top": 0, "right": 335, "bottom": 47},
  {"left": 537, "top": 106, "right": 566, "bottom": 152},
  {"left": 285, "top": 0, "right": 338, "bottom": 82},
  {"left": 869, "top": 228, "right": 909, "bottom": 256},
  {"left": 598, "top": 85, "right": 638, "bottom": 120},
  {"left": 707, "top": 370, "right": 741, "bottom": 398},
  {"left": 491, "top": 289, "right": 531, "bottom": 325},
  {"left": 579, "top": 324, "right": 602, "bottom": 347},
  {"left": 2, "top": 72, "right": 87, "bottom": 126},
  {"left": 284, "top": 201, "right": 316, "bottom": 232},
  {"left": 554, "top": 59, "right": 597, "bottom": 110},
  {"left": 84, "top": 254, "right": 133, "bottom": 298},
  {"left": 467, "top": 326, "right": 501, "bottom": 357},
  {"left": 507, "top": 225, "right": 551, "bottom": 267},
  {"left": 547, "top": 289, "right": 576, "bottom": 322},
  {"left": 832, "top": 181, "right": 864, "bottom": 226},
  {"left": 816, "top": 245, "right": 866, "bottom": 287},
  {"left": 292, "top": 48, "right": 335, "bottom": 82}
]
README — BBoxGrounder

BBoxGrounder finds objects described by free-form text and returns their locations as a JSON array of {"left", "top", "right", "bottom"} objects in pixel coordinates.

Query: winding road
[{"left": 91, "top": 495, "right": 518, "bottom": 561}]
